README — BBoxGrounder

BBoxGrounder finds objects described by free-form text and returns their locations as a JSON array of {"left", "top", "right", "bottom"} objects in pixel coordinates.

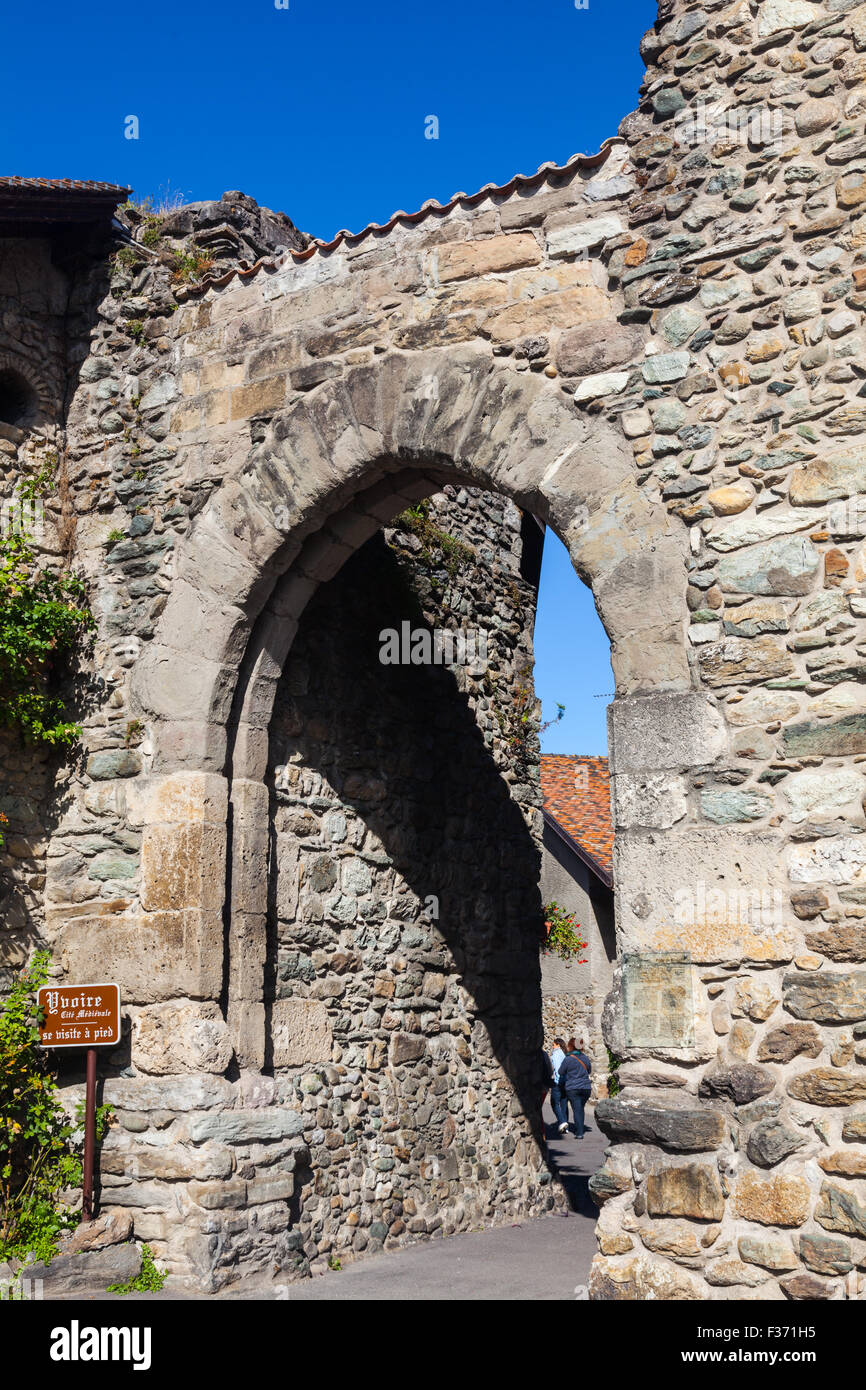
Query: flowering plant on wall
[{"left": 542, "top": 902, "right": 588, "bottom": 963}]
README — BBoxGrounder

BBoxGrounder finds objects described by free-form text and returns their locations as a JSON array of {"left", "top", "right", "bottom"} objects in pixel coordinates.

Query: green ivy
[
  {"left": 542, "top": 902, "right": 588, "bottom": 962},
  {"left": 108, "top": 1243, "right": 167, "bottom": 1295},
  {"left": 0, "top": 952, "right": 112, "bottom": 1264},
  {"left": 0, "top": 534, "right": 94, "bottom": 747}
]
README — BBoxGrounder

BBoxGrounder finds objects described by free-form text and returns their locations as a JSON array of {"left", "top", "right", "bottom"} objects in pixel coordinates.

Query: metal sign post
[{"left": 37, "top": 982, "right": 121, "bottom": 1222}]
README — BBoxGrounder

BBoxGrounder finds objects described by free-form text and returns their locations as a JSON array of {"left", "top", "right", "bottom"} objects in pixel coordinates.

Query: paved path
[{"left": 253, "top": 1103, "right": 606, "bottom": 1302}]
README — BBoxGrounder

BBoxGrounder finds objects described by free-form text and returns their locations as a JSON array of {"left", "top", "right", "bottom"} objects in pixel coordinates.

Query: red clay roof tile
[
  {"left": 540, "top": 754, "right": 613, "bottom": 881},
  {"left": 174, "top": 139, "right": 622, "bottom": 299}
]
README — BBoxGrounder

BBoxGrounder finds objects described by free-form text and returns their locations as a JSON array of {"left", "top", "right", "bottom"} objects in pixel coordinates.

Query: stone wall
[
  {"left": 4, "top": 0, "right": 866, "bottom": 1295},
  {"left": 540, "top": 827, "right": 616, "bottom": 1088},
  {"left": 262, "top": 487, "right": 559, "bottom": 1271}
]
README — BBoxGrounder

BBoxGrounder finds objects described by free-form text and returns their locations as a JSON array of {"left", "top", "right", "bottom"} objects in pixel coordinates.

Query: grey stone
[
  {"left": 26, "top": 1243, "right": 141, "bottom": 1296},
  {"left": 799, "top": 1231, "right": 853, "bottom": 1275},
  {"left": 783, "top": 970, "right": 866, "bottom": 1024},
  {"left": 188, "top": 1109, "right": 305, "bottom": 1143},
  {"left": 641, "top": 352, "right": 690, "bottom": 384},
  {"left": 717, "top": 537, "right": 820, "bottom": 596},
  {"left": 700, "top": 788, "right": 772, "bottom": 824},
  {"left": 746, "top": 1119, "right": 806, "bottom": 1167},
  {"left": 699, "top": 1063, "right": 775, "bottom": 1106},
  {"left": 595, "top": 1097, "right": 727, "bottom": 1152}
]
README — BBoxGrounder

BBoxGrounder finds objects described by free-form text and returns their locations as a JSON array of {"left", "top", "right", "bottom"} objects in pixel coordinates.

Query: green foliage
[
  {"left": 0, "top": 534, "right": 94, "bottom": 747},
  {"left": 171, "top": 246, "right": 214, "bottom": 285},
  {"left": 108, "top": 1243, "right": 166, "bottom": 1295},
  {"left": 126, "top": 319, "right": 145, "bottom": 342},
  {"left": 140, "top": 217, "right": 162, "bottom": 249},
  {"left": 0, "top": 952, "right": 112, "bottom": 1264},
  {"left": 394, "top": 501, "right": 476, "bottom": 578},
  {"left": 606, "top": 1047, "right": 622, "bottom": 1099},
  {"left": 124, "top": 719, "right": 143, "bottom": 747},
  {"left": 18, "top": 457, "right": 56, "bottom": 504},
  {"left": 327, "top": 1254, "right": 342, "bottom": 1271},
  {"left": 106, "top": 529, "right": 127, "bottom": 547},
  {"left": 542, "top": 902, "right": 588, "bottom": 963},
  {"left": 113, "top": 245, "right": 140, "bottom": 273}
]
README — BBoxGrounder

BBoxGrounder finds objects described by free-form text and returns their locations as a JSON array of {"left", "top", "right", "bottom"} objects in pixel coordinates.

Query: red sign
[{"left": 37, "top": 983, "right": 121, "bottom": 1048}]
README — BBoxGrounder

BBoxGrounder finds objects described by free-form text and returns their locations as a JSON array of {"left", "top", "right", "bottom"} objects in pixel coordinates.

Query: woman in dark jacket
[{"left": 559, "top": 1040, "right": 592, "bottom": 1138}]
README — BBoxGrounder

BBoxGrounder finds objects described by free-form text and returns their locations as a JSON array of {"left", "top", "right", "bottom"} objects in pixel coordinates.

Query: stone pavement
[{"left": 221, "top": 1103, "right": 606, "bottom": 1302}]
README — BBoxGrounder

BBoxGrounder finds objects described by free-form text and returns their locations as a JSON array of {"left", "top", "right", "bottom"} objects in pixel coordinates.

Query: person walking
[
  {"left": 549, "top": 1036, "right": 568, "bottom": 1135},
  {"left": 559, "top": 1038, "right": 592, "bottom": 1138}
]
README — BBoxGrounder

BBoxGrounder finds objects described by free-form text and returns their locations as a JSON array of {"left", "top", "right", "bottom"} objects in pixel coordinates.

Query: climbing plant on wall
[
  {"left": 0, "top": 533, "right": 94, "bottom": 847},
  {"left": 0, "top": 534, "right": 93, "bottom": 745}
]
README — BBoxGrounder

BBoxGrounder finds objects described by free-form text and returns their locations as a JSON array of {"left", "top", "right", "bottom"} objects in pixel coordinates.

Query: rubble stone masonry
[{"left": 3, "top": 0, "right": 866, "bottom": 1296}]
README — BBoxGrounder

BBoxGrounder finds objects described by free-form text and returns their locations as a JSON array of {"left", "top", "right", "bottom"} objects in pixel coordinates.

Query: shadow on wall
[{"left": 264, "top": 529, "right": 549, "bottom": 1189}]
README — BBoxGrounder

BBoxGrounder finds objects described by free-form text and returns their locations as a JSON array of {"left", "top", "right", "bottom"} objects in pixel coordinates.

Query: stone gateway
[{"left": 3, "top": 0, "right": 866, "bottom": 1298}]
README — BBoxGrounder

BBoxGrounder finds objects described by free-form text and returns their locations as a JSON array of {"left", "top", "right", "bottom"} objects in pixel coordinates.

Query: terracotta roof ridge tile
[
  {"left": 0, "top": 176, "right": 131, "bottom": 195},
  {"left": 174, "top": 138, "right": 622, "bottom": 300}
]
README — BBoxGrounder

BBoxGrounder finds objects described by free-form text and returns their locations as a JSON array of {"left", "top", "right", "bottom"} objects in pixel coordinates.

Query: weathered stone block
[
  {"left": 814, "top": 1181, "right": 866, "bottom": 1238},
  {"left": 699, "top": 1063, "right": 776, "bottom": 1106},
  {"left": 738, "top": 1235, "right": 798, "bottom": 1272},
  {"left": 734, "top": 1172, "right": 810, "bottom": 1227},
  {"left": 437, "top": 233, "right": 541, "bottom": 282},
  {"left": 698, "top": 636, "right": 794, "bottom": 687},
  {"left": 645, "top": 1162, "right": 725, "bottom": 1220},
  {"left": 141, "top": 823, "right": 226, "bottom": 912},
  {"left": 26, "top": 1243, "right": 141, "bottom": 1297},
  {"left": 746, "top": 1119, "right": 806, "bottom": 1168},
  {"left": 595, "top": 1096, "right": 727, "bottom": 1152},
  {"left": 129, "top": 772, "right": 228, "bottom": 827},
  {"left": 614, "top": 828, "right": 794, "bottom": 964},
  {"left": 482, "top": 287, "right": 611, "bottom": 343},
  {"left": 546, "top": 214, "right": 624, "bottom": 258},
  {"left": 783, "top": 969, "right": 866, "bottom": 1024},
  {"left": 188, "top": 1108, "right": 304, "bottom": 1144},
  {"left": 787, "top": 1068, "right": 866, "bottom": 1106},
  {"left": 132, "top": 1001, "right": 233, "bottom": 1074},
  {"left": 57, "top": 909, "right": 223, "bottom": 1004},
  {"left": 556, "top": 321, "right": 643, "bottom": 377},
  {"left": 390, "top": 1032, "right": 427, "bottom": 1065},
  {"left": 229, "top": 375, "right": 285, "bottom": 419},
  {"left": 818, "top": 1150, "right": 866, "bottom": 1178},
  {"left": 799, "top": 1231, "right": 852, "bottom": 1276},
  {"left": 717, "top": 537, "right": 820, "bottom": 597},
  {"left": 609, "top": 693, "right": 726, "bottom": 774},
  {"left": 589, "top": 1253, "right": 700, "bottom": 1300},
  {"left": 102, "top": 1075, "right": 234, "bottom": 1111},
  {"left": 271, "top": 998, "right": 333, "bottom": 1067}
]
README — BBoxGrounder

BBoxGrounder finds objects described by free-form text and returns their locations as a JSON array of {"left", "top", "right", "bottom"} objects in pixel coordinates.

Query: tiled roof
[
  {"left": 0, "top": 178, "right": 130, "bottom": 195},
  {"left": 174, "top": 139, "right": 621, "bottom": 299},
  {"left": 0, "top": 177, "right": 131, "bottom": 224},
  {"left": 540, "top": 755, "right": 613, "bottom": 884}
]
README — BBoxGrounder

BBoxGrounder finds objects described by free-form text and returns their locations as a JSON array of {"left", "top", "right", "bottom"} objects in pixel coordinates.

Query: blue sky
[{"left": 5, "top": 0, "right": 653, "bottom": 754}]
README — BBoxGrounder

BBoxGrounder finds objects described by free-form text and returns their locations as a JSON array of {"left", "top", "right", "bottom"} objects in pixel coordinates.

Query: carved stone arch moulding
[{"left": 127, "top": 346, "right": 697, "bottom": 1066}]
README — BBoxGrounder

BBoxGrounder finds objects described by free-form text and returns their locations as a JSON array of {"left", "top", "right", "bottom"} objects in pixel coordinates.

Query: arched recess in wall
[
  {"left": 131, "top": 346, "right": 693, "bottom": 1068},
  {"left": 0, "top": 352, "right": 56, "bottom": 431}
]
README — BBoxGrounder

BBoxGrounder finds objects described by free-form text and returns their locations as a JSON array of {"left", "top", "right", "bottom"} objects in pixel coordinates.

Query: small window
[{"left": 0, "top": 368, "right": 36, "bottom": 427}]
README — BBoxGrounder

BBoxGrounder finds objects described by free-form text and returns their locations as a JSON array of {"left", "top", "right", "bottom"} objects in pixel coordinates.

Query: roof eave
[{"left": 542, "top": 807, "right": 613, "bottom": 890}]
